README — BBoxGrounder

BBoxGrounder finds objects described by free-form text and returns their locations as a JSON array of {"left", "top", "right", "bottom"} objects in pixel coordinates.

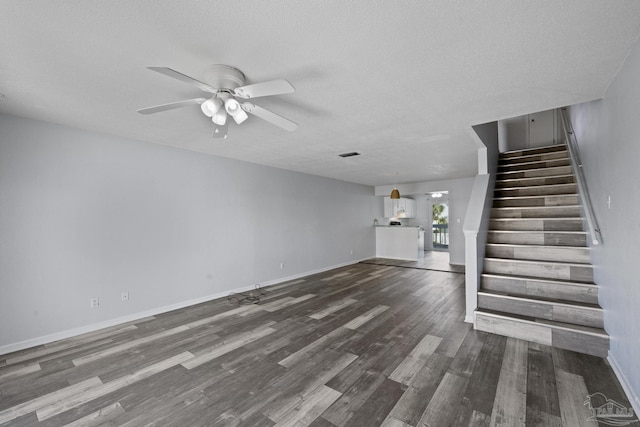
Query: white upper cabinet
[{"left": 383, "top": 197, "right": 416, "bottom": 218}]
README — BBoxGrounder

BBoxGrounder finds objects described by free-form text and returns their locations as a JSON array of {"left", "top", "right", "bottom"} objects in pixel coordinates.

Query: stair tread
[
  {"left": 500, "top": 150, "right": 569, "bottom": 159},
  {"left": 486, "top": 242, "right": 588, "bottom": 249},
  {"left": 496, "top": 172, "right": 575, "bottom": 184},
  {"left": 490, "top": 217, "right": 583, "bottom": 221},
  {"left": 501, "top": 144, "right": 567, "bottom": 156},
  {"left": 497, "top": 166, "right": 572, "bottom": 176},
  {"left": 481, "top": 272, "right": 597, "bottom": 286},
  {"left": 492, "top": 205, "right": 581, "bottom": 209},
  {"left": 496, "top": 183, "right": 577, "bottom": 191},
  {"left": 475, "top": 309, "right": 607, "bottom": 336},
  {"left": 500, "top": 157, "right": 569, "bottom": 164},
  {"left": 488, "top": 229, "right": 586, "bottom": 233},
  {"left": 485, "top": 257, "right": 592, "bottom": 267},
  {"left": 494, "top": 194, "right": 578, "bottom": 200},
  {"left": 497, "top": 173, "right": 574, "bottom": 181},
  {"left": 478, "top": 289, "right": 602, "bottom": 310},
  {"left": 498, "top": 155, "right": 570, "bottom": 166}
]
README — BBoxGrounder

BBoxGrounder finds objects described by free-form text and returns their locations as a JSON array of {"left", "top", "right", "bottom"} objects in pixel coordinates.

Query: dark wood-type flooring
[
  {"left": 362, "top": 251, "right": 465, "bottom": 274},
  {"left": 0, "top": 262, "right": 633, "bottom": 426}
]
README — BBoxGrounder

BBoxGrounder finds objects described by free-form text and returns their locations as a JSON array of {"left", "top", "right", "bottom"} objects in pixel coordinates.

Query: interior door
[{"left": 528, "top": 109, "right": 557, "bottom": 148}]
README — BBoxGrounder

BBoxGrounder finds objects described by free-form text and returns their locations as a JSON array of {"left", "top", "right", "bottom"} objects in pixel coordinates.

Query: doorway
[{"left": 432, "top": 199, "right": 449, "bottom": 251}]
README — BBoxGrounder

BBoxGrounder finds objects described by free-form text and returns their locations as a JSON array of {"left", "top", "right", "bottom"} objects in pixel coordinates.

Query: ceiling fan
[{"left": 137, "top": 65, "right": 297, "bottom": 138}]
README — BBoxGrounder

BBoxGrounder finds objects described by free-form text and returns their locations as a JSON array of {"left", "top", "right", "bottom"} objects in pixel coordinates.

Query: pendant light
[{"left": 390, "top": 188, "right": 400, "bottom": 199}]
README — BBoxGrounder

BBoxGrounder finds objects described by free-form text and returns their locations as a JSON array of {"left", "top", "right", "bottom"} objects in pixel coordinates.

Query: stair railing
[{"left": 559, "top": 108, "right": 602, "bottom": 245}]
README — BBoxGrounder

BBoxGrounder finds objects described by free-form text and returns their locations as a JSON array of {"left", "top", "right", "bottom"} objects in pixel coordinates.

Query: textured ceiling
[{"left": 2, "top": 1, "right": 640, "bottom": 186}]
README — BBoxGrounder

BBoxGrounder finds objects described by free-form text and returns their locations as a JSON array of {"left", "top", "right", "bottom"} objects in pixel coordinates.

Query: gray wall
[
  {"left": 568, "top": 39, "right": 640, "bottom": 411},
  {"left": 0, "top": 114, "right": 377, "bottom": 352}
]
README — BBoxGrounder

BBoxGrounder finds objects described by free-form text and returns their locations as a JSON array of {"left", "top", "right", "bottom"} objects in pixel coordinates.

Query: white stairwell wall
[
  {"left": 568, "top": 37, "right": 640, "bottom": 416},
  {"left": 463, "top": 122, "right": 499, "bottom": 323}
]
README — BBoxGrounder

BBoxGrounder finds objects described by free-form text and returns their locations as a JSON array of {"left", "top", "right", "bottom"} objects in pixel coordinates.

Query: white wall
[
  {"left": 568, "top": 38, "right": 640, "bottom": 412},
  {"left": 0, "top": 114, "right": 377, "bottom": 352},
  {"left": 375, "top": 177, "right": 475, "bottom": 265},
  {"left": 464, "top": 122, "right": 499, "bottom": 322}
]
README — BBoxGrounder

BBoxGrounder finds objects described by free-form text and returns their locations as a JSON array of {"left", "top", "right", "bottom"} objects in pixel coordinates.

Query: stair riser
[
  {"left": 481, "top": 275, "right": 598, "bottom": 304},
  {"left": 474, "top": 313, "right": 608, "bottom": 357},
  {"left": 497, "top": 165, "right": 573, "bottom": 179},
  {"left": 491, "top": 206, "right": 581, "bottom": 218},
  {"left": 478, "top": 294, "right": 603, "bottom": 328},
  {"left": 500, "top": 145, "right": 568, "bottom": 158},
  {"left": 495, "top": 175, "right": 575, "bottom": 188},
  {"left": 486, "top": 245, "right": 590, "bottom": 263},
  {"left": 498, "top": 158, "right": 570, "bottom": 172},
  {"left": 500, "top": 151, "right": 569, "bottom": 165},
  {"left": 494, "top": 184, "right": 577, "bottom": 198},
  {"left": 489, "top": 219, "right": 584, "bottom": 231},
  {"left": 484, "top": 259, "right": 593, "bottom": 282},
  {"left": 487, "top": 232, "right": 587, "bottom": 246},
  {"left": 493, "top": 195, "right": 578, "bottom": 208}
]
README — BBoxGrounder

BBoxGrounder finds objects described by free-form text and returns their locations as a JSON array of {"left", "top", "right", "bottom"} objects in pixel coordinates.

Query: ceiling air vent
[{"left": 338, "top": 152, "right": 360, "bottom": 158}]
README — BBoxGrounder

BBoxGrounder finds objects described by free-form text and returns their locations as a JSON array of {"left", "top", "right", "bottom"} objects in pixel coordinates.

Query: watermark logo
[{"left": 584, "top": 392, "right": 638, "bottom": 425}]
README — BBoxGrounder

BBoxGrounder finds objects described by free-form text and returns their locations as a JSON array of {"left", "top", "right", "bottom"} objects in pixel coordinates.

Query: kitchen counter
[
  {"left": 374, "top": 225, "right": 423, "bottom": 228},
  {"left": 375, "top": 226, "right": 424, "bottom": 261}
]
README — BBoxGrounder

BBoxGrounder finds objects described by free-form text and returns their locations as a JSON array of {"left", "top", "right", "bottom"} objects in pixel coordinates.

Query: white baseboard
[
  {"left": 608, "top": 351, "right": 640, "bottom": 417},
  {"left": 0, "top": 258, "right": 369, "bottom": 356}
]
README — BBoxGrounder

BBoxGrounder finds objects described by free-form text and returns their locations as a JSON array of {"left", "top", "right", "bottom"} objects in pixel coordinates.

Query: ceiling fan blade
[
  {"left": 147, "top": 67, "right": 218, "bottom": 94},
  {"left": 212, "top": 121, "right": 229, "bottom": 139},
  {"left": 233, "top": 79, "right": 295, "bottom": 99},
  {"left": 242, "top": 102, "right": 297, "bottom": 131},
  {"left": 137, "top": 98, "right": 206, "bottom": 115}
]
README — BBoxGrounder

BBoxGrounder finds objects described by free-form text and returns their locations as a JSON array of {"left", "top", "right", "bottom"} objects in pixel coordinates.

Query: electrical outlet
[
  {"left": 280, "top": 262, "right": 284, "bottom": 270},
  {"left": 350, "top": 249, "right": 353, "bottom": 255},
  {"left": 121, "top": 291, "right": 129, "bottom": 302},
  {"left": 90, "top": 297, "right": 99, "bottom": 308}
]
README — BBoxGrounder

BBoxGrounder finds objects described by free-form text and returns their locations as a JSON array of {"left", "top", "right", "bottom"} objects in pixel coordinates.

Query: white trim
[
  {"left": 608, "top": 351, "right": 640, "bottom": 417},
  {"left": 0, "top": 259, "right": 367, "bottom": 356}
]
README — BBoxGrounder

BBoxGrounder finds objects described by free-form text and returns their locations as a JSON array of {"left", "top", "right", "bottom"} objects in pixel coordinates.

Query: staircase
[{"left": 474, "top": 144, "right": 609, "bottom": 357}]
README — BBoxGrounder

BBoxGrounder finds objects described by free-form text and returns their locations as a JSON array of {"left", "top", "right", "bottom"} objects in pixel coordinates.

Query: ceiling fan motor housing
[{"left": 202, "top": 65, "right": 246, "bottom": 92}]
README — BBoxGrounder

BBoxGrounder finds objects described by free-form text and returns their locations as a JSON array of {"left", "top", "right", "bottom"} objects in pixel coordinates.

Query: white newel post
[{"left": 464, "top": 230, "right": 479, "bottom": 324}]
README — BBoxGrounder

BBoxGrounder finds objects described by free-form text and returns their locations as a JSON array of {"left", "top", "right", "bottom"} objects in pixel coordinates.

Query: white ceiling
[{"left": 2, "top": 1, "right": 640, "bottom": 186}]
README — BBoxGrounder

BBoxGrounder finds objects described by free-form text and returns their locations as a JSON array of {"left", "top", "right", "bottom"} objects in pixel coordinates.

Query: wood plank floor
[
  {"left": 362, "top": 250, "right": 466, "bottom": 274},
  {"left": 0, "top": 262, "right": 633, "bottom": 426}
]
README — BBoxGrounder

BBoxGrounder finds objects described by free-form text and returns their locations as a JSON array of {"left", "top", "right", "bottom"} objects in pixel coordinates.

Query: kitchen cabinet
[{"left": 383, "top": 197, "right": 416, "bottom": 218}]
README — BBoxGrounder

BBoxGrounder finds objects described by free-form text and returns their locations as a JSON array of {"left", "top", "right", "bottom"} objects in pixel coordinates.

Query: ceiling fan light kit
[
  {"left": 200, "top": 97, "right": 222, "bottom": 117},
  {"left": 137, "top": 64, "right": 297, "bottom": 138},
  {"left": 211, "top": 108, "right": 227, "bottom": 126},
  {"left": 224, "top": 98, "right": 248, "bottom": 124}
]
